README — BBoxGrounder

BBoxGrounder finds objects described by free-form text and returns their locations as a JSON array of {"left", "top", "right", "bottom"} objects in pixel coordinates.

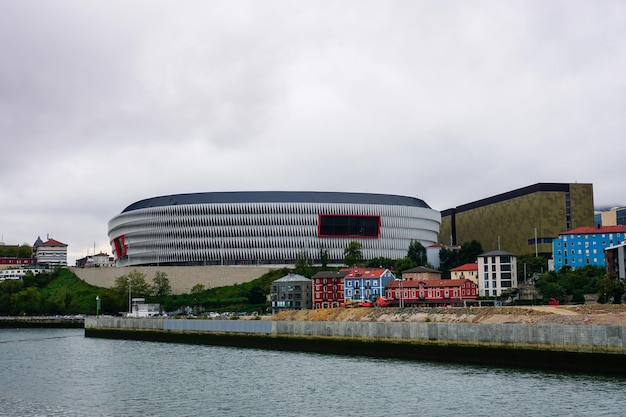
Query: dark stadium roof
[{"left": 121, "top": 191, "right": 431, "bottom": 213}]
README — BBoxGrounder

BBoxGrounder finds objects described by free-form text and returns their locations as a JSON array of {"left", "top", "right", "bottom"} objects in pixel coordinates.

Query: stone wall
[{"left": 71, "top": 265, "right": 277, "bottom": 294}]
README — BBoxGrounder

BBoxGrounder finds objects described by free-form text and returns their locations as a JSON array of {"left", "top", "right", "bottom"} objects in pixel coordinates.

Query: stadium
[{"left": 107, "top": 191, "right": 441, "bottom": 267}]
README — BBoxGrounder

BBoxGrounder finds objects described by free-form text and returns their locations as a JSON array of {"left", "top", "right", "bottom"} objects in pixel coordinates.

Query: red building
[
  {"left": 0, "top": 258, "right": 37, "bottom": 267},
  {"left": 312, "top": 270, "right": 347, "bottom": 309},
  {"left": 386, "top": 279, "right": 478, "bottom": 307}
]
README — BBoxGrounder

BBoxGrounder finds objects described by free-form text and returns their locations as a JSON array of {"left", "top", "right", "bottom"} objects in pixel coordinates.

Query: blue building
[
  {"left": 552, "top": 225, "right": 626, "bottom": 272},
  {"left": 342, "top": 267, "right": 396, "bottom": 303}
]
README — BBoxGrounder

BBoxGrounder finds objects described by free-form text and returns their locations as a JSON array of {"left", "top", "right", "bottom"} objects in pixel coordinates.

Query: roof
[
  {"left": 388, "top": 279, "right": 474, "bottom": 288},
  {"left": 442, "top": 183, "right": 587, "bottom": 214},
  {"left": 40, "top": 238, "right": 67, "bottom": 246},
  {"left": 478, "top": 250, "right": 515, "bottom": 257},
  {"left": 450, "top": 263, "right": 478, "bottom": 272},
  {"left": 273, "top": 273, "right": 311, "bottom": 283},
  {"left": 340, "top": 267, "right": 393, "bottom": 279},
  {"left": 559, "top": 225, "right": 626, "bottom": 235},
  {"left": 311, "top": 271, "right": 348, "bottom": 279},
  {"left": 427, "top": 244, "right": 461, "bottom": 250},
  {"left": 401, "top": 266, "right": 441, "bottom": 274},
  {"left": 121, "top": 191, "right": 431, "bottom": 213}
]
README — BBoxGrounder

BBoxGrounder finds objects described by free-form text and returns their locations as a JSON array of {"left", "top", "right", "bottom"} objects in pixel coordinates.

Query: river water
[{"left": 0, "top": 328, "right": 624, "bottom": 417}]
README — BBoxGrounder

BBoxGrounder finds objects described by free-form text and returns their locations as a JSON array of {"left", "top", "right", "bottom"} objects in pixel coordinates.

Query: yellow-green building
[{"left": 440, "top": 183, "right": 594, "bottom": 257}]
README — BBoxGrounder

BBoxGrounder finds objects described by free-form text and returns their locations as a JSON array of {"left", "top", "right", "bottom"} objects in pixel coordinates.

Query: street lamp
[
  {"left": 95, "top": 295, "right": 100, "bottom": 318},
  {"left": 128, "top": 279, "right": 132, "bottom": 317},
  {"left": 396, "top": 278, "right": 404, "bottom": 308}
]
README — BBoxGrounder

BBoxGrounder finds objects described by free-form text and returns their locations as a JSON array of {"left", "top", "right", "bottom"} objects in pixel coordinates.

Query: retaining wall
[
  {"left": 71, "top": 265, "right": 275, "bottom": 294},
  {"left": 85, "top": 318, "right": 626, "bottom": 374}
]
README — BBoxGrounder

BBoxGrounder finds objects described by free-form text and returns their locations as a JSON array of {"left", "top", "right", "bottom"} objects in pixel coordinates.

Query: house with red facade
[
  {"left": 385, "top": 279, "right": 478, "bottom": 307},
  {"left": 312, "top": 270, "right": 347, "bottom": 309}
]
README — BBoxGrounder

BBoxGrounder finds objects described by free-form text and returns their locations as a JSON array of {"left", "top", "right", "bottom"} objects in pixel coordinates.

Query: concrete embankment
[
  {"left": 71, "top": 265, "right": 274, "bottom": 294},
  {"left": 0, "top": 316, "right": 84, "bottom": 328},
  {"left": 85, "top": 317, "right": 626, "bottom": 374}
]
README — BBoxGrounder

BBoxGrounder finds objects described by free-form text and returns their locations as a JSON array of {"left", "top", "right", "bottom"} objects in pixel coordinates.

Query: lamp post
[
  {"left": 396, "top": 278, "right": 404, "bottom": 308},
  {"left": 128, "top": 279, "right": 132, "bottom": 316},
  {"left": 95, "top": 295, "right": 100, "bottom": 318}
]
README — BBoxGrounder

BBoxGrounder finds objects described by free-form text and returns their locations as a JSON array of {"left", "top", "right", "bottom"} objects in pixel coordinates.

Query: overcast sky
[{"left": 1, "top": 1, "right": 625, "bottom": 264}]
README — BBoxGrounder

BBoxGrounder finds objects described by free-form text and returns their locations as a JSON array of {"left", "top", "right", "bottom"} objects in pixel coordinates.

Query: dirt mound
[{"left": 268, "top": 304, "right": 626, "bottom": 325}]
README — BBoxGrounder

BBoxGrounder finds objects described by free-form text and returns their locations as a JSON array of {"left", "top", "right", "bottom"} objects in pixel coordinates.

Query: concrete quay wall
[
  {"left": 85, "top": 318, "right": 626, "bottom": 353},
  {"left": 71, "top": 265, "right": 275, "bottom": 294}
]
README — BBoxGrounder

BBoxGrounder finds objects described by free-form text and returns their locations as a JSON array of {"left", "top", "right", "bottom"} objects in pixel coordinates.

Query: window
[{"left": 318, "top": 214, "right": 380, "bottom": 237}]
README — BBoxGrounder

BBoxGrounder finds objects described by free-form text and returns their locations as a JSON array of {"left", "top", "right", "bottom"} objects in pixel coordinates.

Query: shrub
[{"left": 571, "top": 290, "right": 586, "bottom": 304}]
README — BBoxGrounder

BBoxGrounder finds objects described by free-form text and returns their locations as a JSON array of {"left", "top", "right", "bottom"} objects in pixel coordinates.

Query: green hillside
[{"left": 0, "top": 267, "right": 296, "bottom": 316}]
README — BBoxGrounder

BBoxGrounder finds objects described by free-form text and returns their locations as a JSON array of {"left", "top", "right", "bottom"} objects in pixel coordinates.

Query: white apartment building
[
  {"left": 477, "top": 250, "right": 518, "bottom": 297},
  {"left": 34, "top": 237, "right": 68, "bottom": 266}
]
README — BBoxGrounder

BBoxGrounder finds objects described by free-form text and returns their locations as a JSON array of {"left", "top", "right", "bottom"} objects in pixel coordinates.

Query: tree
[
  {"left": 152, "top": 271, "right": 172, "bottom": 299},
  {"left": 366, "top": 257, "right": 395, "bottom": 269},
  {"left": 597, "top": 276, "right": 624, "bottom": 304},
  {"left": 407, "top": 240, "right": 426, "bottom": 266},
  {"left": 394, "top": 257, "right": 416, "bottom": 274},
  {"left": 319, "top": 249, "right": 330, "bottom": 269},
  {"left": 17, "top": 245, "right": 33, "bottom": 258},
  {"left": 343, "top": 241, "right": 363, "bottom": 267},
  {"left": 294, "top": 251, "right": 313, "bottom": 277},
  {"left": 438, "top": 247, "right": 460, "bottom": 278},
  {"left": 12, "top": 287, "right": 43, "bottom": 315},
  {"left": 539, "top": 282, "right": 567, "bottom": 304},
  {"left": 517, "top": 255, "right": 547, "bottom": 282},
  {"left": 113, "top": 269, "right": 151, "bottom": 298},
  {"left": 458, "top": 240, "right": 483, "bottom": 265},
  {"left": 190, "top": 284, "right": 206, "bottom": 295},
  {"left": 244, "top": 284, "right": 267, "bottom": 304}
]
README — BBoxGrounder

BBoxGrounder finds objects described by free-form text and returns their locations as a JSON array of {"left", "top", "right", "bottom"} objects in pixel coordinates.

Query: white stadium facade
[{"left": 107, "top": 191, "right": 441, "bottom": 267}]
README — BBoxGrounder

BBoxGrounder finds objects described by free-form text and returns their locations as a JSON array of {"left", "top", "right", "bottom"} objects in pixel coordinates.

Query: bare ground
[{"left": 266, "top": 304, "right": 626, "bottom": 325}]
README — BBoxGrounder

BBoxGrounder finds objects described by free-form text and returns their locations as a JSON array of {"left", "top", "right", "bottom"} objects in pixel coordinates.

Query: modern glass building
[
  {"left": 108, "top": 191, "right": 441, "bottom": 267},
  {"left": 440, "top": 183, "right": 595, "bottom": 257}
]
